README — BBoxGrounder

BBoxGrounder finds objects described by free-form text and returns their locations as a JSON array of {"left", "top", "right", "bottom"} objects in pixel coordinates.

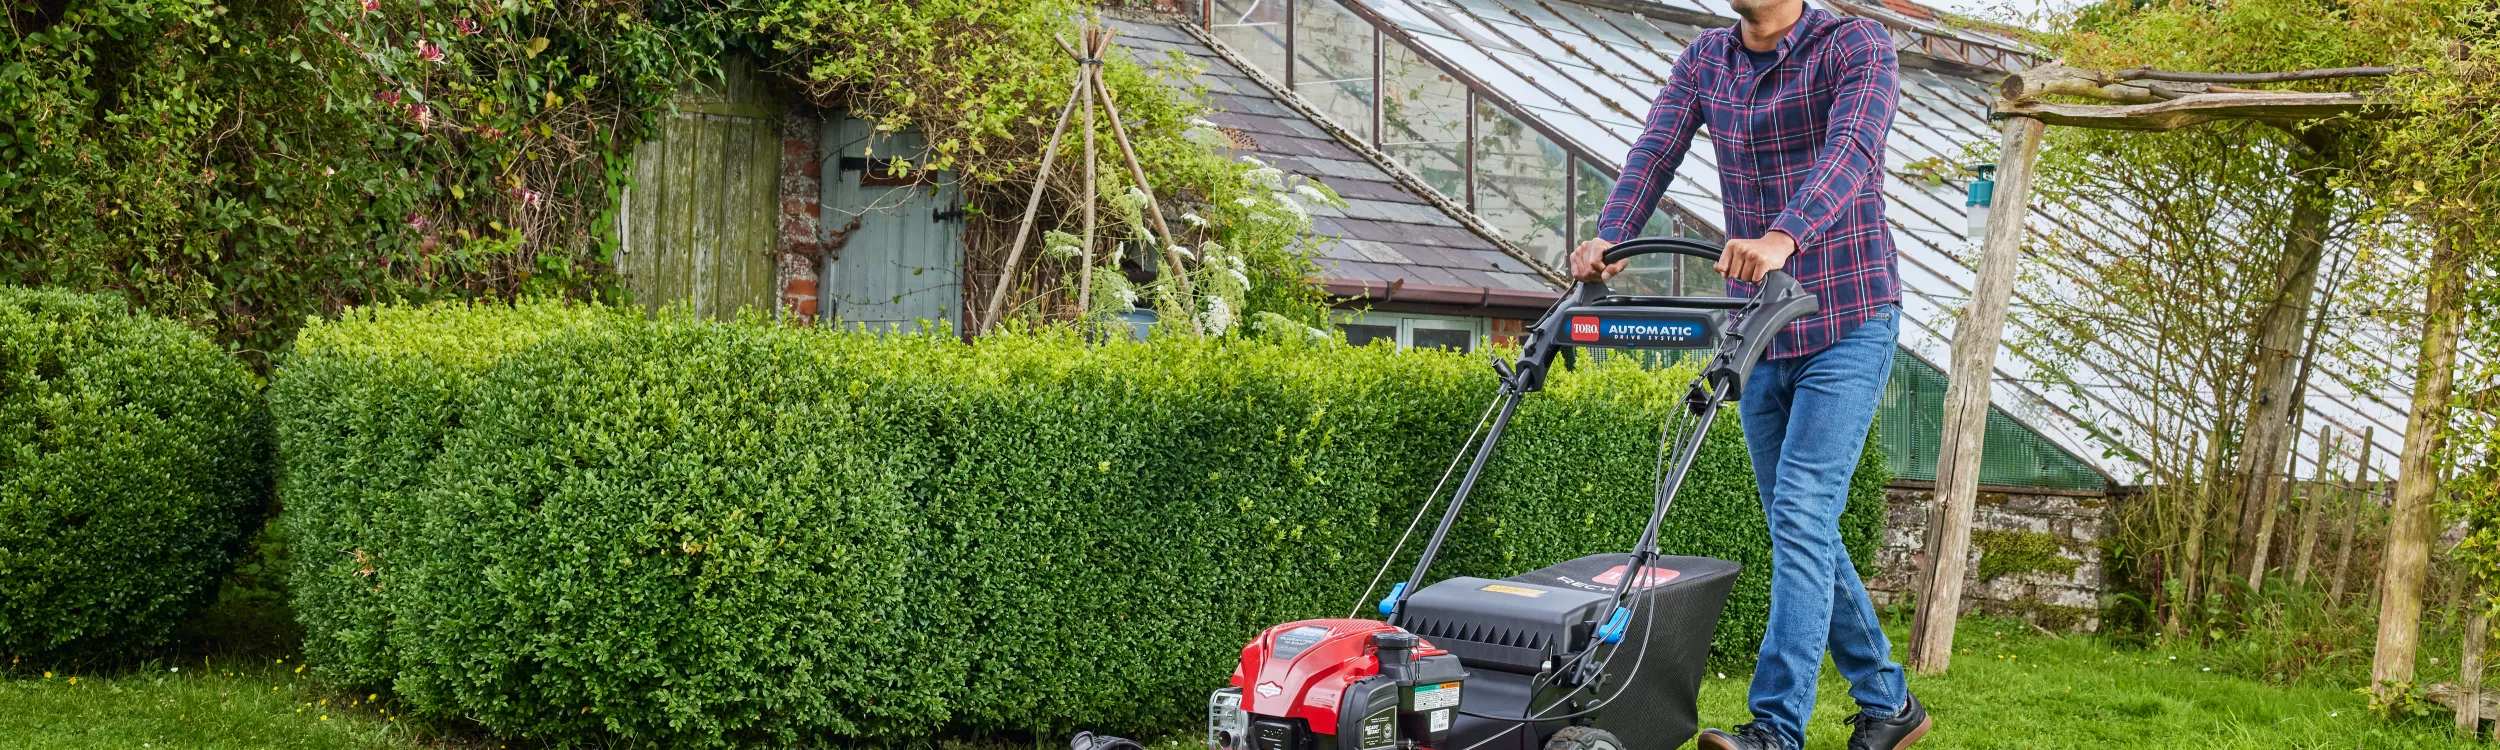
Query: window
[
  {"left": 1334, "top": 311, "right": 1488, "bottom": 352},
  {"left": 1411, "top": 327, "right": 1474, "bottom": 353},
  {"left": 1571, "top": 160, "right": 1682, "bottom": 296},
  {"left": 1380, "top": 40, "right": 1467, "bottom": 200},
  {"left": 1340, "top": 323, "right": 1398, "bottom": 347},
  {"left": 1473, "top": 100, "right": 1567, "bottom": 268},
  {"left": 1212, "top": 0, "right": 1287, "bottom": 81},
  {"left": 1292, "top": 0, "right": 1374, "bottom": 133}
]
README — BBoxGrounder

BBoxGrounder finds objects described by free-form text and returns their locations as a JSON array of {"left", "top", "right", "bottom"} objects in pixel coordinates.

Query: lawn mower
[{"left": 1073, "top": 236, "right": 1817, "bottom": 750}]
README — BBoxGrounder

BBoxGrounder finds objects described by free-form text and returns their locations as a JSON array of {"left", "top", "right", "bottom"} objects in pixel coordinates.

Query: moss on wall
[{"left": 1973, "top": 529, "right": 2083, "bottom": 581}]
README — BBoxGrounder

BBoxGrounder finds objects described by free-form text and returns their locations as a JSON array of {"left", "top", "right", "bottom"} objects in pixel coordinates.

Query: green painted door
[
  {"left": 821, "top": 115, "right": 965, "bottom": 332},
  {"left": 617, "top": 58, "right": 781, "bottom": 319}
]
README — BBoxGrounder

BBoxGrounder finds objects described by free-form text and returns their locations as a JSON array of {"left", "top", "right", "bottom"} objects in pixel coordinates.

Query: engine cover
[{"left": 1221, "top": 619, "right": 1467, "bottom": 750}]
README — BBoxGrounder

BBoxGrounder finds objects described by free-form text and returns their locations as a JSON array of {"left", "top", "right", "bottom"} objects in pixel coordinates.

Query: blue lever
[
  {"left": 1597, "top": 607, "right": 1631, "bottom": 644},
  {"left": 1378, "top": 582, "right": 1408, "bottom": 616}
]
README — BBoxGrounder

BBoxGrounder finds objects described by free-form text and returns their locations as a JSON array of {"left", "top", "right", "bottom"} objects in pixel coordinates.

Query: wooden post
[
  {"left": 2463, "top": 602, "right": 2488, "bottom": 738},
  {"left": 975, "top": 67, "right": 1090, "bottom": 335},
  {"left": 1907, "top": 115, "right": 2044, "bottom": 674},
  {"left": 2292, "top": 429, "right": 2338, "bottom": 588},
  {"left": 2229, "top": 154, "right": 2333, "bottom": 582},
  {"left": 1076, "top": 26, "right": 1101, "bottom": 318},
  {"left": 2332, "top": 426, "right": 2375, "bottom": 605},
  {"left": 2373, "top": 233, "right": 2469, "bottom": 696}
]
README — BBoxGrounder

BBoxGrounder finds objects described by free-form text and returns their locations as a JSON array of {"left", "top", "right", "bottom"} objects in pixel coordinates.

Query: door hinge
[{"left": 933, "top": 207, "right": 968, "bottom": 222}]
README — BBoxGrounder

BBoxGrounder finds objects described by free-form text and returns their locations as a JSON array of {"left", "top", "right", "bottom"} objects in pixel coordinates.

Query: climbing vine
[{"left": 1, "top": 0, "right": 1329, "bottom": 358}]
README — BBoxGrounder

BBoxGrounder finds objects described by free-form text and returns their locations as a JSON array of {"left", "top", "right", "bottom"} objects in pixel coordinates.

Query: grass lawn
[
  {"left": 0, "top": 655, "right": 461, "bottom": 750},
  {"left": 0, "top": 617, "right": 2476, "bottom": 749},
  {"left": 1693, "top": 618, "right": 2472, "bottom": 750}
]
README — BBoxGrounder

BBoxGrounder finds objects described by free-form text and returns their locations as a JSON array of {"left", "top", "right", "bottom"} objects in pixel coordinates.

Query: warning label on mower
[
  {"left": 1411, "top": 682, "right": 1461, "bottom": 711},
  {"left": 1479, "top": 583, "right": 1548, "bottom": 598}
]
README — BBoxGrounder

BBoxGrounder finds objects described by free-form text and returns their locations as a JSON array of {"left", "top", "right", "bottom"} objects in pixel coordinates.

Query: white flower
[
  {"left": 1245, "top": 166, "right": 1286, "bottom": 191},
  {"left": 1293, "top": 183, "right": 1338, "bottom": 207},
  {"left": 1238, "top": 155, "right": 1266, "bottom": 167},
  {"left": 1234, "top": 197, "right": 1258, "bottom": 207},
  {"left": 1188, "top": 117, "right": 1221, "bottom": 129},
  {"left": 1270, "top": 191, "right": 1308, "bottom": 220},
  {"left": 1199, "top": 295, "right": 1235, "bottom": 336},
  {"left": 1181, "top": 212, "right": 1208, "bottom": 228},
  {"left": 1171, "top": 244, "right": 1197, "bottom": 262},
  {"left": 1116, "top": 286, "right": 1140, "bottom": 306}
]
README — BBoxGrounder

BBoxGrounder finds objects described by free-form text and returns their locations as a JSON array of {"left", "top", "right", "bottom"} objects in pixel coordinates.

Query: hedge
[
  {"left": 0, "top": 286, "right": 271, "bottom": 661},
  {"left": 273, "top": 301, "right": 1885, "bottom": 747}
]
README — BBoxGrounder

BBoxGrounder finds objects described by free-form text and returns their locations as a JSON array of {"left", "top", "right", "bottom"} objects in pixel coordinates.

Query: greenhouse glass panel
[
  {"left": 1292, "top": 0, "right": 1376, "bottom": 132},
  {"left": 1572, "top": 160, "right": 1675, "bottom": 295},
  {"left": 1379, "top": 39, "right": 1468, "bottom": 200},
  {"left": 1474, "top": 100, "right": 1568, "bottom": 266},
  {"left": 1213, "top": 0, "right": 1287, "bottom": 81}
]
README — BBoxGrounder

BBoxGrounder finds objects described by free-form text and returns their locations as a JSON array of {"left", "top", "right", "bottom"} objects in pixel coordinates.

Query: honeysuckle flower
[
  {"left": 361, "top": 0, "right": 379, "bottom": 13},
  {"left": 453, "top": 17, "right": 480, "bottom": 35},
  {"left": 416, "top": 40, "right": 444, "bottom": 63}
]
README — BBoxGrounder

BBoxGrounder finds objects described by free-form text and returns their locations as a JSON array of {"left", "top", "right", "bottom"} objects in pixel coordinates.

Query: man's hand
[
  {"left": 1569, "top": 238, "right": 1626, "bottom": 282},
  {"left": 1715, "top": 231, "right": 1796, "bottom": 283}
]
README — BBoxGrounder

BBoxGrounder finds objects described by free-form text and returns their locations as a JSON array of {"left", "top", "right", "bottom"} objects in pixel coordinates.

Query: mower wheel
[{"left": 1543, "top": 726, "right": 1624, "bottom": 750}]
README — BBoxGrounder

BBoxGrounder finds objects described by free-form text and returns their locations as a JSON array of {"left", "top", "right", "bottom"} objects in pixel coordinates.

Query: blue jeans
[{"left": 1736, "top": 305, "right": 1906, "bottom": 750}]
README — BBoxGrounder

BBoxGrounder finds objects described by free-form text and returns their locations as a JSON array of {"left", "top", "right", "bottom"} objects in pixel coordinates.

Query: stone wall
[
  {"left": 1866, "top": 481, "right": 2113, "bottom": 632},
  {"left": 774, "top": 107, "right": 823, "bottom": 322}
]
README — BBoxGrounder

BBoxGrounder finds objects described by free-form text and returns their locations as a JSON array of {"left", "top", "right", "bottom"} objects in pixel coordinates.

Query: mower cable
[{"left": 1348, "top": 392, "right": 1506, "bottom": 618}]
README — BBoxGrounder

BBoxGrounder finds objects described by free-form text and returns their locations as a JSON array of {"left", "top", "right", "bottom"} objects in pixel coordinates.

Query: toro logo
[
  {"left": 1569, "top": 316, "right": 1601, "bottom": 342},
  {"left": 1592, "top": 565, "right": 1681, "bottom": 589}
]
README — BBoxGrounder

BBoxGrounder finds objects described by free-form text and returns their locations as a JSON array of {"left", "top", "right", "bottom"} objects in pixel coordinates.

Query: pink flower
[
  {"left": 453, "top": 17, "right": 479, "bottom": 36},
  {"left": 376, "top": 90, "right": 401, "bottom": 105},
  {"left": 476, "top": 126, "right": 501, "bottom": 140},
  {"left": 410, "top": 103, "right": 430, "bottom": 127},
  {"left": 361, "top": 0, "right": 379, "bottom": 13},
  {"left": 405, "top": 213, "right": 430, "bottom": 230},
  {"left": 416, "top": 40, "right": 443, "bottom": 63},
  {"left": 511, "top": 187, "right": 544, "bottom": 207}
]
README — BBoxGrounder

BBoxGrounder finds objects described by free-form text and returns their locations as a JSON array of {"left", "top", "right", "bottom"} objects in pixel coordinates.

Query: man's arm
[
  {"left": 1597, "top": 52, "right": 1708, "bottom": 244},
  {"left": 1766, "top": 21, "right": 1898, "bottom": 249},
  {"left": 1572, "top": 49, "right": 1708, "bottom": 281}
]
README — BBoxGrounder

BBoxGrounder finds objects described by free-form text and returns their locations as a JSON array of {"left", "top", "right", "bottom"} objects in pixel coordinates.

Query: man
[{"left": 1565, "top": 0, "right": 1929, "bottom": 748}]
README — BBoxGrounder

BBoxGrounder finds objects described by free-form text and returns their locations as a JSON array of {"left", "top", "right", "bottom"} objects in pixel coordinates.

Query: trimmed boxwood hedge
[
  {"left": 0, "top": 286, "right": 271, "bottom": 661},
  {"left": 273, "top": 301, "right": 1885, "bottom": 747}
]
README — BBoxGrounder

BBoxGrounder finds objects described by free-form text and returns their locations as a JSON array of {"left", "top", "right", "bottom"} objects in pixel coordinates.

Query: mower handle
[{"left": 1598, "top": 236, "right": 1722, "bottom": 265}]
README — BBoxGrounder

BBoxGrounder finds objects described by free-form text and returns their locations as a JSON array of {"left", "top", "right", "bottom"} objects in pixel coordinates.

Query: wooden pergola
[{"left": 1906, "top": 62, "right": 2396, "bottom": 674}]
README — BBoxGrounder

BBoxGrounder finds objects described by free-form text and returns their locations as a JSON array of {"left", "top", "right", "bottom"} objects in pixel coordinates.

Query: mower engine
[{"left": 1209, "top": 619, "right": 1469, "bottom": 750}]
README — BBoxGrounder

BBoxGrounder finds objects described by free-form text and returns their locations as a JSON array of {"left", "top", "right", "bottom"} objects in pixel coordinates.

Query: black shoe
[
  {"left": 1844, "top": 694, "right": 1932, "bottom": 750},
  {"left": 1696, "top": 722, "right": 1786, "bottom": 750}
]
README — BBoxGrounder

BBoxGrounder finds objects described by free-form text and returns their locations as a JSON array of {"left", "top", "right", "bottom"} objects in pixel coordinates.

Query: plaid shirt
[{"left": 1596, "top": 8, "right": 1902, "bottom": 360}]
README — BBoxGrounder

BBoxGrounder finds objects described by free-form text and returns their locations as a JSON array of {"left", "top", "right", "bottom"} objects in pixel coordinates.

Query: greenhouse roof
[{"left": 1146, "top": 0, "right": 2420, "bottom": 484}]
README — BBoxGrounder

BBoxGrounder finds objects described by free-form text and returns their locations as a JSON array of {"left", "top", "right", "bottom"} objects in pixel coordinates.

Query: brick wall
[
  {"left": 775, "top": 110, "right": 823, "bottom": 322},
  {"left": 1866, "top": 482, "right": 2113, "bottom": 632}
]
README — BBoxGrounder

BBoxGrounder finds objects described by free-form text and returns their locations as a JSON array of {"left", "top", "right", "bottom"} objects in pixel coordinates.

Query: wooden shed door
[
  {"left": 821, "top": 115, "right": 965, "bottom": 332},
  {"left": 616, "top": 58, "right": 780, "bottom": 319}
]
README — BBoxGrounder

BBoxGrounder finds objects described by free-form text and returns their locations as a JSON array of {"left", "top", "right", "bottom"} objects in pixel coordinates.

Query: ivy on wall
[{"left": 1, "top": 0, "right": 1329, "bottom": 359}]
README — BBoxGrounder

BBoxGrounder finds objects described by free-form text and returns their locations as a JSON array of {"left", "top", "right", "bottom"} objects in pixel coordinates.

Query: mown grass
[
  {"left": 1691, "top": 617, "right": 2476, "bottom": 750},
  {"left": 0, "top": 616, "right": 2479, "bottom": 749},
  {"left": 0, "top": 654, "right": 473, "bottom": 750}
]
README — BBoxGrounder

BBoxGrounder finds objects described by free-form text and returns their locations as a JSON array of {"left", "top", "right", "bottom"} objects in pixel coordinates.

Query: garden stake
[
  {"left": 975, "top": 61, "right": 1090, "bottom": 335},
  {"left": 1076, "top": 24, "right": 1101, "bottom": 319},
  {"left": 2291, "top": 428, "right": 2339, "bottom": 589},
  {"left": 1089, "top": 29, "right": 1198, "bottom": 326},
  {"left": 2464, "top": 598, "right": 2489, "bottom": 737},
  {"left": 2332, "top": 426, "right": 2376, "bottom": 605}
]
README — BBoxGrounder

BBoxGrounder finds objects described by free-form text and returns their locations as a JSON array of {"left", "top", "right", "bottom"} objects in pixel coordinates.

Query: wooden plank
[
  {"left": 715, "top": 116, "right": 753, "bottom": 318},
  {"left": 1908, "top": 115, "right": 2044, "bottom": 675},
  {"left": 626, "top": 138, "right": 663, "bottom": 313},
  {"left": 2292, "top": 429, "right": 2339, "bottom": 588},
  {"left": 1992, "top": 91, "right": 2390, "bottom": 132},
  {"left": 661, "top": 113, "right": 699, "bottom": 315},
  {"left": 750, "top": 116, "right": 781, "bottom": 315},
  {"left": 688, "top": 113, "right": 723, "bottom": 319}
]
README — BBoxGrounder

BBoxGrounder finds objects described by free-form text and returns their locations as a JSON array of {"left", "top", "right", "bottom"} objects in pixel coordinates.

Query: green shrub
[
  {"left": 273, "top": 303, "right": 1886, "bottom": 746},
  {"left": 0, "top": 286, "right": 270, "bottom": 661}
]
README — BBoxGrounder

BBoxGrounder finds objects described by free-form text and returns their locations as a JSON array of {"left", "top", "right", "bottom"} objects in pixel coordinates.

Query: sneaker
[
  {"left": 1696, "top": 722, "right": 1785, "bottom": 750},
  {"left": 1844, "top": 694, "right": 1932, "bottom": 750}
]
